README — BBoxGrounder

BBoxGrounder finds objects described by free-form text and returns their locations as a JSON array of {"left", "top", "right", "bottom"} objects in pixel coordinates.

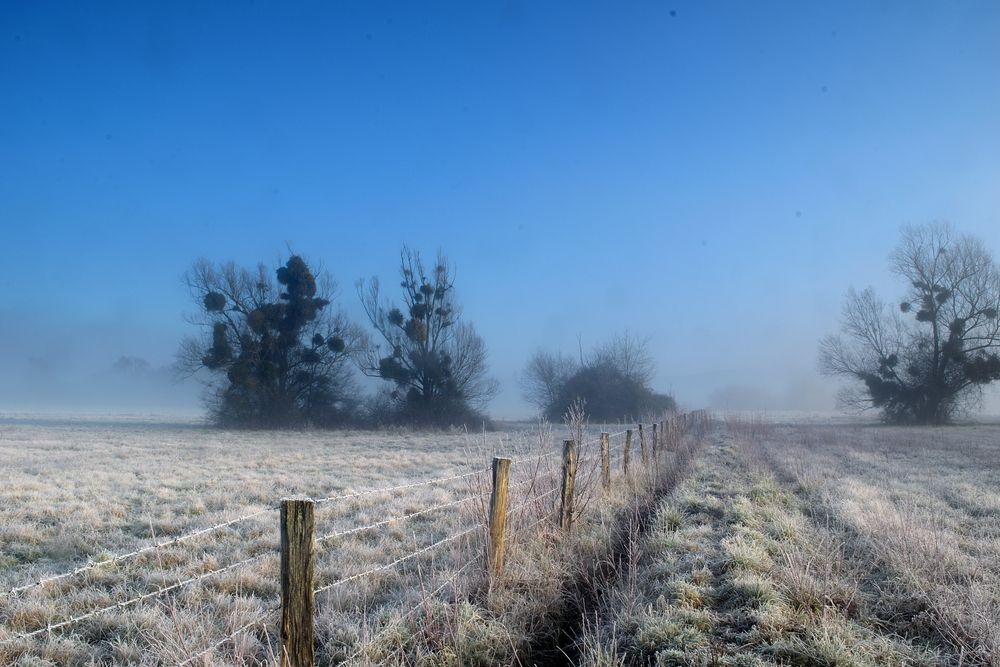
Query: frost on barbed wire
[
  {"left": 314, "top": 524, "right": 481, "bottom": 596},
  {"left": 0, "top": 418, "right": 680, "bottom": 660},
  {"left": 2, "top": 465, "right": 489, "bottom": 600},
  {"left": 315, "top": 493, "right": 483, "bottom": 545},
  {"left": 2, "top": 506, "right": 275, "bottom": 599},
  {"left": 1, "top": 552, "right": 270, "bottom": 644}
]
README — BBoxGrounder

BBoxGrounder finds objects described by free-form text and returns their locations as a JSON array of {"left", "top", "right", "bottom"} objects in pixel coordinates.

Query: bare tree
[
  {"left": 519, "top": 349, "right": 578, "bottom": 413},
  {"left": 820, "top": 223, "right": 1000, "bottom": 423},
  {"left": 521, "top": 332, "right": 673, "bottom": 421},
  {"left": 590, "top": 330, "right": 656, "bottom": 385},
  {"left": 178, "top": 255, "right": 364, "bottom": 427},
  {"left": 356, "top": 247, "right": 499, "bottom": 424}
]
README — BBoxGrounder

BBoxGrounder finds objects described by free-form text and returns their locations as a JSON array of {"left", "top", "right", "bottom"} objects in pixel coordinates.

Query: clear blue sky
[{"left": 2, "top": 2, "right": 1000, "bottom": 416}]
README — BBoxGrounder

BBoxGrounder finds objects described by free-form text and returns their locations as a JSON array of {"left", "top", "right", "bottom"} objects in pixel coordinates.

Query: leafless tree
[
  {"left": 178, "top": 256, "right": 365, "bottom": 427},
  {"left": 356, "top": 247, "right": 499, "bottom": 423},
  {"left": 521, "top": 331, "right": 673, "bottom": 421},
  {"left": 519, "top": 349, "right": 578, "bottom": 413},
  {"left": 590, "top": 330, "right": 656, "bottom": 385},
  {"left": 820, "top": 223, "right": 1000, "bottom": 423}
]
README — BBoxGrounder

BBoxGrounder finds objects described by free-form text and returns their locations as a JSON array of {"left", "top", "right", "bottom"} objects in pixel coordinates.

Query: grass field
[
  {"left": 5, "top": 415, "right": 999, "bottom": 666},
  {"left": 0, "top": 415, "right": 677, "bottom": 665},
  {"left": 577, "top": 417, "right": 1000, "bottom": 666}
]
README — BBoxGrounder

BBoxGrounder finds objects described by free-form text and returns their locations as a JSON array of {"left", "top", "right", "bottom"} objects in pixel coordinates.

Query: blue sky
[{"left": 2, "top": 2, "right": 1000, "bottom": 416}]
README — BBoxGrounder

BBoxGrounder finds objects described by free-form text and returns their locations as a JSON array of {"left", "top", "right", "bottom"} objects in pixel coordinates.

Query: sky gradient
[{"left": 2, "top": 2, "right": 1000, "bottom": 416}]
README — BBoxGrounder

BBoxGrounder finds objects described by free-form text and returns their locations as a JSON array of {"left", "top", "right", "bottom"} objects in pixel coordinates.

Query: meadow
[
  {"left": 5, "top": 414, "right": 1000, "bottom": 666},
  {"left": 577, "top": 417, "right": 1000, "bottom": 666},
  {"left": 0, "top": 415, "right": 685, "bottom": 665}
]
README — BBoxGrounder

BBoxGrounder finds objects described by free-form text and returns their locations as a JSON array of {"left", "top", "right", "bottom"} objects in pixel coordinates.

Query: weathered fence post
[
  {"left": 623, "top": 429, "right": 632, "bottom": 477},
  {"left": 601, "top": 432, "right": 611, "bottom": 492},
  {"left": 559, "top": 440, "right": 578, "bottom": 531},
  {"left": 652, "top": 422, "right": 658, "bottom": 456},
  {"left": 638, "top": 424, "right": 648, "bottom": 466},
  {"left": 487, "top": 456, "right": 512, "bottom": 577},
  {"left": 280, "top": 498, "right": 315, "bottom": 667}
]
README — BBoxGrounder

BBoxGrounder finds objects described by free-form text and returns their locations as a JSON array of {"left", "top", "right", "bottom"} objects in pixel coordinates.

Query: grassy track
[{"left": 575, "top": 419, "right": 983, "bottom": 666}]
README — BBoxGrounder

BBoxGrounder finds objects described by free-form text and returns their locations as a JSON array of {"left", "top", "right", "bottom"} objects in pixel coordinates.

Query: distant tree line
[
  {"left": 178, "top": 248, "right": 675, "bottom": 430},
  {"left": 520, "top": 331, "right": 676, "bottom": 422}
]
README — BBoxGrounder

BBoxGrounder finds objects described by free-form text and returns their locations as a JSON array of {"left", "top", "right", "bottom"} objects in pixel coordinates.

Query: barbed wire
[
  {"left": 510, "top": 486, "right": 560, "bottom": 511},
  {"left": 340, "top": 553, "right": 483, "bottom": 665},
  {"left": 314, "top": 524, "right": 480, "bottom": 596},
  {"left": 313, "top": 467, "right": 489, "bottom": 506},
  {"left": 316, "top": 493, "right": 482, "bottom": 545},
  {"left": 3, "top": 459, "right": 512, "bottom": 601},
  {"left": 509, "top": 449, "right": 560, "bottom": 465},
  {"left": 507, "top": 429, "right": 629, "bottom": 465},
  {"left": 516, "top": 506, "right": 558, "bottom": 535},
  {"left": 3, "top": 507, "right": 275, "bottom": 600},
  {"left": 176, "top": 603, "right": 279, "bottom": 667},
  {"left": 0, "top": 553, "right": 270, "bottom": 645}
]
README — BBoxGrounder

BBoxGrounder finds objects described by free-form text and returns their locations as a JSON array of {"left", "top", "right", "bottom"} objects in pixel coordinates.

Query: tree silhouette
[
  {"left": 179, "top": 255, "right": 362, "bottom": 428},
  {"left": 820, "top": 223, "right": 1000, "bottom": 424},
  {"left": 521, "top": 333, "right": 675, "bottom": 421},
  {"left": 357, "top": 247, "right": 498, "bottom": 425}
]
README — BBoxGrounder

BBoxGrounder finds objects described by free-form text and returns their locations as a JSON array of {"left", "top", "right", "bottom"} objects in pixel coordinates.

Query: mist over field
[
  {"left": 1, "top": 2, "right": 999, "bottom": 424},
  {"left": 6, "top": 6, "right": 1000, "bottom": 665}
]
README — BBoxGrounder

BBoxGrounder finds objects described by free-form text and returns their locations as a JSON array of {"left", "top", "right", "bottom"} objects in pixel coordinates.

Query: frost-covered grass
[
  {"left": 0, "top": 415, "right": 665, "bottom": 665},
  {"left": 577, "top": 418, "right": 1000, "bottom": 666},
  {"left": 759, "top": 420, "right": 1000, "bottom": 665}
]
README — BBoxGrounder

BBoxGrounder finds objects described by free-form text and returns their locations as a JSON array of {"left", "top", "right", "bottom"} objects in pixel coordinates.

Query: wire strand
[
  {"left": 313, "top": 467, "right": 489, "bottom": 505},
  {"left": 314, "top": 524, "right": 479, "bottom": 596},
  {"left": 3, "top": 507, "right": 274, "bottom": 599},
  {"left": 316, "top": 494, "right": 482, "bottom": 545},
  {"left": 340, "top": 554, "right": 483, "bottom": 665},
  {"left": 0, "top": 554, "right": 269, "bottom": 644},
  {"left": 176, "top": 603, "right": 279, "bottom": 667}
]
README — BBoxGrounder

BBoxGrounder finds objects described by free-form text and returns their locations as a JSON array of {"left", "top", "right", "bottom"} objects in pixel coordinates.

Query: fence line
[
  {"left": 313, "top": 467, "right": 489, "bottom": 505},
  {"left": 0, "top": 414, "right": 706, "bottom": 664},
  {"left": 507, "top": 429, "right": 626, "bottom": 466},
  {"left": 2, "top": 506, "right": 275, "bottom": 599},
  {"left": 0, "top": 552, "right": 269, "bottom": 644},
  {"left": 315, "top": 493, "right": 483, "bottom": 545}
]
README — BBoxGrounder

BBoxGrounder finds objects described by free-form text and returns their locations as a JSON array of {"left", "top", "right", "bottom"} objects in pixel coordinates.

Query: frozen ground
[
  {"left": 0, "top": 414, "right": 651, "bottom": 664},
  {"left": 578, "top": 417, "right": 1000, "bottom": 665}
]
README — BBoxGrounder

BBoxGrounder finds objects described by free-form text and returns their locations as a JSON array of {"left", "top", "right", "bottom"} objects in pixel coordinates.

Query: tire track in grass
[{"left": 576, "top": 427, "right": 951, "bottom": 666}]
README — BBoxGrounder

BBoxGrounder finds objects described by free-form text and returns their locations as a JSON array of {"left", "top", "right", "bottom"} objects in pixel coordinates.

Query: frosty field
[
  {"left": 5, "top": 414, "right": 1000, "bottom": 666},
  {"left": 577, "top": 417, "right": 1000, "bottom": 666},
  {"left": 0, "top": 415, "right": 661, "bottom": 665}
]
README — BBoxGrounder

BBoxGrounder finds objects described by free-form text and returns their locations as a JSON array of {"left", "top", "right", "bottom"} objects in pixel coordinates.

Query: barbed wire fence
[{"left": 0, "top": 412, "right": 709, "bottom": 665}]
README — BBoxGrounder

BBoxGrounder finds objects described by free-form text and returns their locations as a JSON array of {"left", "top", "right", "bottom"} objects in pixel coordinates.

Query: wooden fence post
[
  {"left": 638, "top": 424, "right": 648, "bottom": 466},
  {"left": 559, "top": 440, "right": 578, "bottom": 531},
  {"left": 601, "top": 432, "right": 611, "bottom": 492},
  {"left": 623, "top": 429, "right": 632, "bottom": 477},
  {"left": 652, "top": 422, "right": 658, "bottom": 456},
  {"left": 280, "top": 498, "right": 315, "bottom": 667},
  {"left": 487, "top": 456, "right": 512, "bottom": 577}
]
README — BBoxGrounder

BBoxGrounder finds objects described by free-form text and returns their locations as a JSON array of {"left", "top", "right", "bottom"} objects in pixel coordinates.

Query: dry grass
[
  {"left": 577, "top": 416, "right": 1000, "bottom": 666},
  {"left": 758, "top": 420, "right": 1000, "bottom": 665},
  {"left": 0, "top": 415, "right": 678, "bottom": 665}
]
